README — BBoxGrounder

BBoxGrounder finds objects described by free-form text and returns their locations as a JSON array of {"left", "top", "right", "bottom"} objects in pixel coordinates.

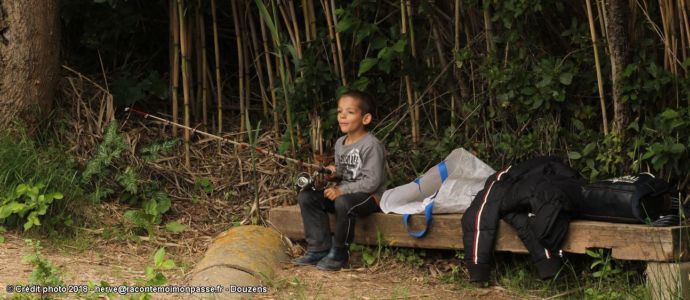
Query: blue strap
[
  {"left": 402, "top": 161, "right": 449, "bottom": 238},
  {"left": 413, "top": 177, "right": 422, "bottom": 193},
  {"left": 403, "top": 194, "right": 436, "bottom": 238},
  {"left": 439, "top": 161, "right": 448, "bottom": 182}
]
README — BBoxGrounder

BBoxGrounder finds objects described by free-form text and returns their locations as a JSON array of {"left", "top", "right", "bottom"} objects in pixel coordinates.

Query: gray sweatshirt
[{"left": 334, "top": 132, "right": 387, "bottom": 200}]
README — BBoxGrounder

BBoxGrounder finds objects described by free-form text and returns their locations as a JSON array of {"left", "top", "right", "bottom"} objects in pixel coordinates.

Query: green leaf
[
  {"left": 124, "top": 210, "right": 149, "bottom": 227},
  {"left": 362, "top": 251, "right": 375, "bottom": 266},
  {"left": 153, "top": 248, "right": 166, "bottom": 267},
  {"left": 335, "top": 17, "right": 353, "bottom": 33},
  {"left": 165, "top": 222, "right": 187, "bottom": 233},
  {"left": 357, "top": 58, "right": 378, "bottom": 76},
  {"left": 585, "top": 249, "right": 600, "bottom": 258},
  {"left": 254, "top": 0, "right": 280, "bottom": 48},
  {"left": 392, "top": 39, "right": 406, "bottom": 53},
  {"left": 150, "top": 273, "right": 167, "bottom": 286},
  {"left": 155, "top": 193, "right": 171, "bottom": 215},
  {"left": 660, "top": 109, "right": 679, "bottom": 120},
  {"left": 0, "top": 236, "right": 4, "bottom": 243},
  {"left": 352, "top": 77, "right": 370, "bottom": 91},
  {"left": 582, "top": 143, "right": 596, "bottom": 156},
  {"left": 559, "top": 72, "right": 573, "bottom": 85},
  {"left": 669, "top": 143, "right": 686, "bottom": 154},
  {"left": 160, "top": 259, "right": 175, "bottom": 270},
  {"left": 143, "top": 199, "right": 158, "bottom": 216},
  {"left": 16, "top": 184, "right": 29, "bottom": 195},
  {"left": 567, "top": 151, "right": 582, "bottom": 160}
]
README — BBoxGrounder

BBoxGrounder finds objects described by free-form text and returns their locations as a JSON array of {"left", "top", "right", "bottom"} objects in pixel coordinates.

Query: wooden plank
[
  {"left": 646, "top": 262, "right": 690, "bottom": 300},
  {"left": 268, "top": 206, "right": 690, "bottom": 262}
]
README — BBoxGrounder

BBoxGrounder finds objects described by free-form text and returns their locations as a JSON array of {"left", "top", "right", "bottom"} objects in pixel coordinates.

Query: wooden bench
[{"left": 269, "top": 205, "right": 690, "bottom": 299}]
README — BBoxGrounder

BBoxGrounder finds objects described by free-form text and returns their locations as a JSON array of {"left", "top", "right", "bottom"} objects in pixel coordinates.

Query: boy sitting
[{"left": 292, "top": 90, "right": 387, "bottom": 271}]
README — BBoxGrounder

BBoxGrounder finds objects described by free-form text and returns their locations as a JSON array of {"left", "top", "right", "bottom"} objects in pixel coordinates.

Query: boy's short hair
[{"left": 338, "top": 90, "right": 374, "bottom": 116}]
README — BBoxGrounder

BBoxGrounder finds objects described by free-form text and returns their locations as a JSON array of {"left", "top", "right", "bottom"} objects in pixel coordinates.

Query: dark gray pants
[{"left": 297, "top": 190, "right": 380, "bottom": 252}]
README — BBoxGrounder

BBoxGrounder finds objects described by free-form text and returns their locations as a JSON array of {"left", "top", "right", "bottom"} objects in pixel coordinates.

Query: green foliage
[
  {"left": 140, "top": 139, "right": 178, "bottom": 162},
  {"left": 584, "top": 287, "right": 623, "bottom": 300},
  {"left": 349, "top": 231, "right": 389, "bottom": 267},
  {"left": 0, "top": 183, "right": 64, "bottom": 231},
  {"left": 164, "top": 221, "right": 187, "bottom": 233},
  {"left": 0, "top": 129, "right": 82, "bottom": 232},
  {"left": 82, "top": 120, "right": 127, "bottom": 187},
  {"left": 193, "top": 177, "right": 214, "bottom": 195},
  {"left": 395, "top": 248, "right": 426, "bottom": 269},
  {"left": 586, "top": 249, "right": 621, "bottom": 279},
  {"left": 123, "top": 191, "right": 171, "bottom": 232},
  {"left": 117, "top": 167, "right": 139, "bottom": 194},
  {"left": 129, "top": 247, "right": 176, "bottom": 300},
  {"left": 23, "top": 239, "right": 64, "bottom": 287}
]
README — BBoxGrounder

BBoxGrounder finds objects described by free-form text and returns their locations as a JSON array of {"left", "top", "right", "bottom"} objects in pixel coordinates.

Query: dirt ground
[
  {"left": 0, "top": 229, "right": 525, "bottom": 300},
  {"left": 260, "top": 262, "right": 520, "bottom": 299}
]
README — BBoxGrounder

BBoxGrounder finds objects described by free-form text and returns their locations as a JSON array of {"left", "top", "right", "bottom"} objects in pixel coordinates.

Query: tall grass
[{"left": 0, "top": 129, "right": 83, "bottom": 230}]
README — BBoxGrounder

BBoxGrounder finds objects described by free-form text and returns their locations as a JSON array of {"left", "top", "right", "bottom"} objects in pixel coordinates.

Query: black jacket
[{"left": 461, "top": 156, "right": 584, "bottom": 282}]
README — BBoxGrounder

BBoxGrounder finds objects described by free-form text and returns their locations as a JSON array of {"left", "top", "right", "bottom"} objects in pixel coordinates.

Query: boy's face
[{"left": 337, "top": 96, "right": 372, "bottom": 134}]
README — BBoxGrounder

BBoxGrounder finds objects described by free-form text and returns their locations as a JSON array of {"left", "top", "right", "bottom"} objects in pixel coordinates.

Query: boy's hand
[
  {"left": 324, "top": 187, "right": 342, "bottom": 201},
  {"left": 324, "top": 165, "right": 337, "bottom": 181}
]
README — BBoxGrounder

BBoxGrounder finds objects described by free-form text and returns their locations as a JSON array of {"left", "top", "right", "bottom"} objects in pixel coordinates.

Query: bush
[{"left": 0, "top": 129, "right": 83, "bottom": 231}]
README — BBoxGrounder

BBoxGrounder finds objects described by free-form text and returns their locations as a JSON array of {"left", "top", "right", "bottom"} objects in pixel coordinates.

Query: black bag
[{"left": 577, "top": 173, "right": 673, "bottom": 224}]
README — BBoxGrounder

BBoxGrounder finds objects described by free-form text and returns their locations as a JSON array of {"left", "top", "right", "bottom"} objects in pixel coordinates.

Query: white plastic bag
[{"left": 380, "top": 148, "right": 495, "bottom": 215}]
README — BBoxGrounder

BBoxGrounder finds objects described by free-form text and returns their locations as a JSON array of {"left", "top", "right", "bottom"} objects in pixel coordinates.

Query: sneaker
[
  {"left": 316, "top": 247, "right": 349, "bottom": 271},
  {"left": 291, "top": 250, "right": 329, "bottom": 266}
]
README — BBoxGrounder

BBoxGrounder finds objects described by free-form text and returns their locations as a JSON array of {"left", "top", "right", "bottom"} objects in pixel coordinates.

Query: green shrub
[
  {"left": 0, "top": 183, "right": 64, "bottom": 231},
  {"left": 0, "top": 129, "right": 82, "bottom": 231}
]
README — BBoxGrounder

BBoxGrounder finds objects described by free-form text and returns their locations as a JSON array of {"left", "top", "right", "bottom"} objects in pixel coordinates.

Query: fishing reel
[
  {"left": 295, "top": 167, "right": 334, "bottom": 192},
  {"left": 295, "top": 171, "right": 318, "bottom": 191}
]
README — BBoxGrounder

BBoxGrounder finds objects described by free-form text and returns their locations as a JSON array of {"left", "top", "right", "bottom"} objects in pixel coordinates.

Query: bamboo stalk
[
  {"left": 248, "top": 7, "right": 270, "bottom": 119},
  {"left": 432, "top": 18, "right": 460, "bottom": 133},
  {"left": 682, "top": 0, "right": 690, "bottom": 57},
  {"left": 452, "top": 0, "right": 461, "bottom": 128},
  {"left": 288, "top": 0, "right": 303, "bottom": 58},
  {"left": 177, "top": 0, "right": 192, "bottom": 167},
  {"left": 244, "top": 15, "right": 252, "bottom": 134},
  {"left": 307, "top": 0, "right": 317, "bottom": 41},
  {"left": 681, "top": 0, "right": 690, "bottom": 77},
  {"left": 210, "top": 0, "right": 222, "bottom": 145},
  {"left": 682, "top": 0, "right": 690, "bottom": 106},
  {"left": 430, "top": 58, "right": 438, "bottom": 133},
  {"left": 659, "top": 0, "right": 672, "bottom": 71},
  {"left": 321, "top": 0, "right": 341, "bottom": 83},
  {"left": 186, "top": 9, "right": 196, "bottom": 124},
  {"left": 585, "top": 0, "right": 609, "bottom": 135},
  {"left": 277, "top": 52, "right": 297, "bottom": 154},
  {"left": 197, "top": 2, "right": 208, "bottom": 126},
  {"left": 171, "top": 0, "right": 181, "bottom": 137},
  {"left": 595, "top": 0, "right": 609, "bottom": 53},
  {"left": 406, "top": 0, "right": 420, "bottom": 133},
  {"left": 331, "top": 0, "right": 347, "bottom": 85},
  {"left": 259, "top": 9, "right": 280, "bottom": 133},
  {"left": 193, "top": 2, "right": 201, "bottom": 122},
  {"left": 257, "top": 0, "right": 296, "bottom": 153},
  {"left": 301, "top": 0, "right": 311, "bottom": 41},
  {"left": 401, "top": 0, "right": 418, "bottom": 144},
  {"left": 231, "top": 0, "right": 246, "bottom": 138},
  {"left": 680, "top": 0, "right": 688, "bottom": 67},
  {"left": 277, "top": 1, "right": 298, "bottom": 49},
  {"left": 483, "top": 4, "right": 495, "bottom": 53}
]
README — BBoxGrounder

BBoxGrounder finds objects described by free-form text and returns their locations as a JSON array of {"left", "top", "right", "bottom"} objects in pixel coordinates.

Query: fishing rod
[{"left": 124, "top": 107, "right": 332, "bottom": 190}]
